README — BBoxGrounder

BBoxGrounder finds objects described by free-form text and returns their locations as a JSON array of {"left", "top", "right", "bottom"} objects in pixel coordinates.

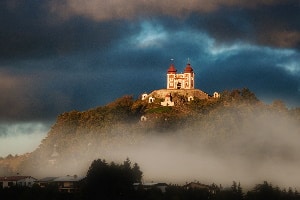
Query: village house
[
  {"left": 161, "top": 93, "right": 174, "bottom": 106},
  {"left": 133, "top": 182, "right": 169, "bottom": 193},
  {"left": 35, "top": 177, "right": 58, "bottom": 188},
  {"left": 0, "top": 176, "right": 37, "bottom": 188},
  {"left": 36, "top": 175, "right": 84, "bottom": 193},
  {"left": 184, "top": 182, "right": 217, "bottom": 194}
]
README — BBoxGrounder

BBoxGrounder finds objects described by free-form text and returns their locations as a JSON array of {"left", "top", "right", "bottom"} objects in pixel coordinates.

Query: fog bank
[{"left": 100, "top": 112, "right": 300, "bottom": 189}]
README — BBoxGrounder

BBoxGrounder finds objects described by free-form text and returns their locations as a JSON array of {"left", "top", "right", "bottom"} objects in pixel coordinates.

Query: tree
[
  {"left": 240, "top": 88, "right": 258, "bottom": 104},
  {"left": 231, "top": 181, "right": 244, "bottom": 200},
  {"left": 84, "top": 158, "right": 143, "bottom": 200},
  {"left": 272, "top": 100, "right": 287, "bottom": 112},
  {"left": 132, "top": 163, "right": 143, "bottom": 183},
  {"left": 212, "top": 181, "right": 244, "bottom": 200},
  {"left": 246, "top": 181, "right": 280, "bottom": 200}
]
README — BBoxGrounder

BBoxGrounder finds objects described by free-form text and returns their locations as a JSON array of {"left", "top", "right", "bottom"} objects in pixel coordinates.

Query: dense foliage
[{"left": 83, "top": 158, "right": 142, "bottom": 199}]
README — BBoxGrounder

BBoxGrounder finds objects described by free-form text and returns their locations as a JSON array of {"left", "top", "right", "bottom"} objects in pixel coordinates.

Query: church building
[
  {"left": 141, "top": 59, "right": 211, "bottom": 108},
  {"left": 167, "top": 62, "right": 194, "bottom": 89}
]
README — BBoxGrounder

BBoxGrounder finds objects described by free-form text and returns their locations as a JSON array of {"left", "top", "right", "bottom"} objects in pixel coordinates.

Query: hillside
[{"left": 0, "top": 88, "right": 300, "bottom": 182}]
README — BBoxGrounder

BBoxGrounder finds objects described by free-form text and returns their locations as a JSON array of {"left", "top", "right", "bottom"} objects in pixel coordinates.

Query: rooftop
[{"left": 0, "top": 176, "right": 35, "bottom": 181}]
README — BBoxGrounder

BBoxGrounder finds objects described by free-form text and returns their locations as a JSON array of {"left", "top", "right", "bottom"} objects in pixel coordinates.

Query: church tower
[
  {"left": 183, "top": 62, "right": 194, "bottom": 89},
  {"left": 167, "top": 63, "right": 177, "bottom": 89}
]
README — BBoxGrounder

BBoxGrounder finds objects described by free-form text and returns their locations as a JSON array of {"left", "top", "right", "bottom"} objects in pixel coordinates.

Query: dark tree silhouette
[
  {"left": 84, "top": 158, "right": 142, "bottom": 200},
  {"left": 212, "top": 182, "right": 244, "bottom": 200},
  {"left": 246, "top": 181, "right": 281, "bottom": 200}
]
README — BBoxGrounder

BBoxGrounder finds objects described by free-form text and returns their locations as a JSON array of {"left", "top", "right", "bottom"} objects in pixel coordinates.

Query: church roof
[
  {"left": 184, "top": 63, "right": 194, "bottom": 73},
  {"left": 167, "top": 63, "right": 177, "bottom": 73}
]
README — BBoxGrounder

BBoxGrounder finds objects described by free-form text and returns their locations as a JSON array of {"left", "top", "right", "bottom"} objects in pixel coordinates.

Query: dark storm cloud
[
  {"left": 0, "top": 0, "right": 127, "bottom": 61},
  {"left": 0, "top": 0, "right": 299, "bottom": 61},
  {"left": 0, "top": 69, "right": 68, "bottom": 121},
  {"left": 0, "top": 0, "right": 299, "bottom": 62},
  {"left": 186, "top": 1, "right": 300, "bottom": 49},
  {"left": 48, "top": 0, "right": 300, "bottom": 49},
  {"left": 200, "top": 47, "right": 300, "bottom": 106}
]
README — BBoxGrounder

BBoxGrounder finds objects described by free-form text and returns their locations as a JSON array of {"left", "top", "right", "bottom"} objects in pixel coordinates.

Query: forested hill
[{"left": 0, "top": 88, "right": 300, "bottom": 178}]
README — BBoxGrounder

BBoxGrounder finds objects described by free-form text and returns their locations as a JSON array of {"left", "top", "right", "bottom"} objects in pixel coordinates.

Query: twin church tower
[{"left": 166, "top": 62, "right": 195, "bottom": 90}]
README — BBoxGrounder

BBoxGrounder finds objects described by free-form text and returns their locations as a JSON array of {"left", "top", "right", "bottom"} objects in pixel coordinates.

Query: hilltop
[
  {"left": 0, "top": 88, "right": 300, "bottom": 182},
  {"left": 148, "top": 88, "right": 209, "bottom": 99}
]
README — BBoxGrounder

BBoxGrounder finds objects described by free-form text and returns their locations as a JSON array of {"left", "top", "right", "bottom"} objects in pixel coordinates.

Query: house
[
  {"left": 161, "top": 94, "right": 174, "bottom": 106},
  {"left": 141, "top": 93, "right": 148, "bottom": 100},
  {"left": 148, "top": 97, "right": 155, "bottom": 103},
  {"left": 213, "top": 92, "right": 221, "bottom": 98},
  {"left": 133, "top": 182, "right": 169, "bottom": 193},
  {"left": 54, "top": 175, "right": 84, "bottom": 193},
  {"left": 188, "top": 96, "right": 194, "bottom": 101},
  {"left": 36, "top": 175, "right": 84, "bottom": 193},
  {"left": 140, "top": 115, "right": 147, "bottom": 121},
  {"left": 0, "top": 176, "right": 37, "bottom": 188},
  {"left": 35, "top": 177, "right": 58, "bottom": 188},
  {"left": 184, "top": 182, "right": 216, "bottom": 194}
]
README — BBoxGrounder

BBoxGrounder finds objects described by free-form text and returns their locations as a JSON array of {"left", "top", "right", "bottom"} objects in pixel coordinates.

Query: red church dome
[
  {"left": 167, "top": 63, "right": 177, "bottom": 74},
  {"left": 184, "top": 63, "right": 194, "bottom": 73}
]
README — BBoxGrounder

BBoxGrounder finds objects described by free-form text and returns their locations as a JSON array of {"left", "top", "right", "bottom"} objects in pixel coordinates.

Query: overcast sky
[{"left": 0, "top": 0, "right": 299, "bottom": 155}]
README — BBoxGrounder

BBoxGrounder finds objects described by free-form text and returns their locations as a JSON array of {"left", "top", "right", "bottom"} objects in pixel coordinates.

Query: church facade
[{"left": 167, "top": 62, "right": 195, "bottom": 89}]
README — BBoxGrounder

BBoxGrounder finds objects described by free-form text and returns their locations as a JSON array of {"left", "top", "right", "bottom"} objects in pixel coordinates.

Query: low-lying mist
[
  {"left": 110, "top": 114, "right": 300, "bottom": 189},
  {"left": 19, "top": 108, "right": 300, "bottom": 189}
]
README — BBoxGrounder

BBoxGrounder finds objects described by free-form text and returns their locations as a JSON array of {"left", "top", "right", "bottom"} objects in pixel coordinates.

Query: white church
[
  {"left": 141, "top": 60, "right": 219, "bottom": 107},
  {"left": 166, "top": 62, "right": 195, "bottom": 90}
]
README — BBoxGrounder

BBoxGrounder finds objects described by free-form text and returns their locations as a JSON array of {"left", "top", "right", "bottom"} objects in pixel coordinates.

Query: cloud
[
  {"left": 185, "top": 2, "right": 300, "bottom": 49},
  {"left": 47, "top": 0, "right": 300, "bottom": 50},
  {"left": 0, "top": 70, "right": 35, "bottom": 121},
  {"left": 0, "top": 0, "right": 298, "bottom": 62},
  {"left": 0, "top": 122, "right": 49, "bottom": 157},
  {"left": 200, "top": 44, "right": 300, "bottom": 106},
  {"left": 0, "top": 68, "right": 74, "bottom": 121},
  {"left": 131, "top": 21, "right": 168, "bottom": 49},
  {"left": 262, "top": 30, "right": 300, "bottom": 49},
  {"left": 277, "top": 61, "right": 300, "bottom": 75},
  {"left": 0, "top": 0, "right": 126, "bottom": 60},
  {"left": 48, "top": 0, "right": 288, "bottom": 21}
]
